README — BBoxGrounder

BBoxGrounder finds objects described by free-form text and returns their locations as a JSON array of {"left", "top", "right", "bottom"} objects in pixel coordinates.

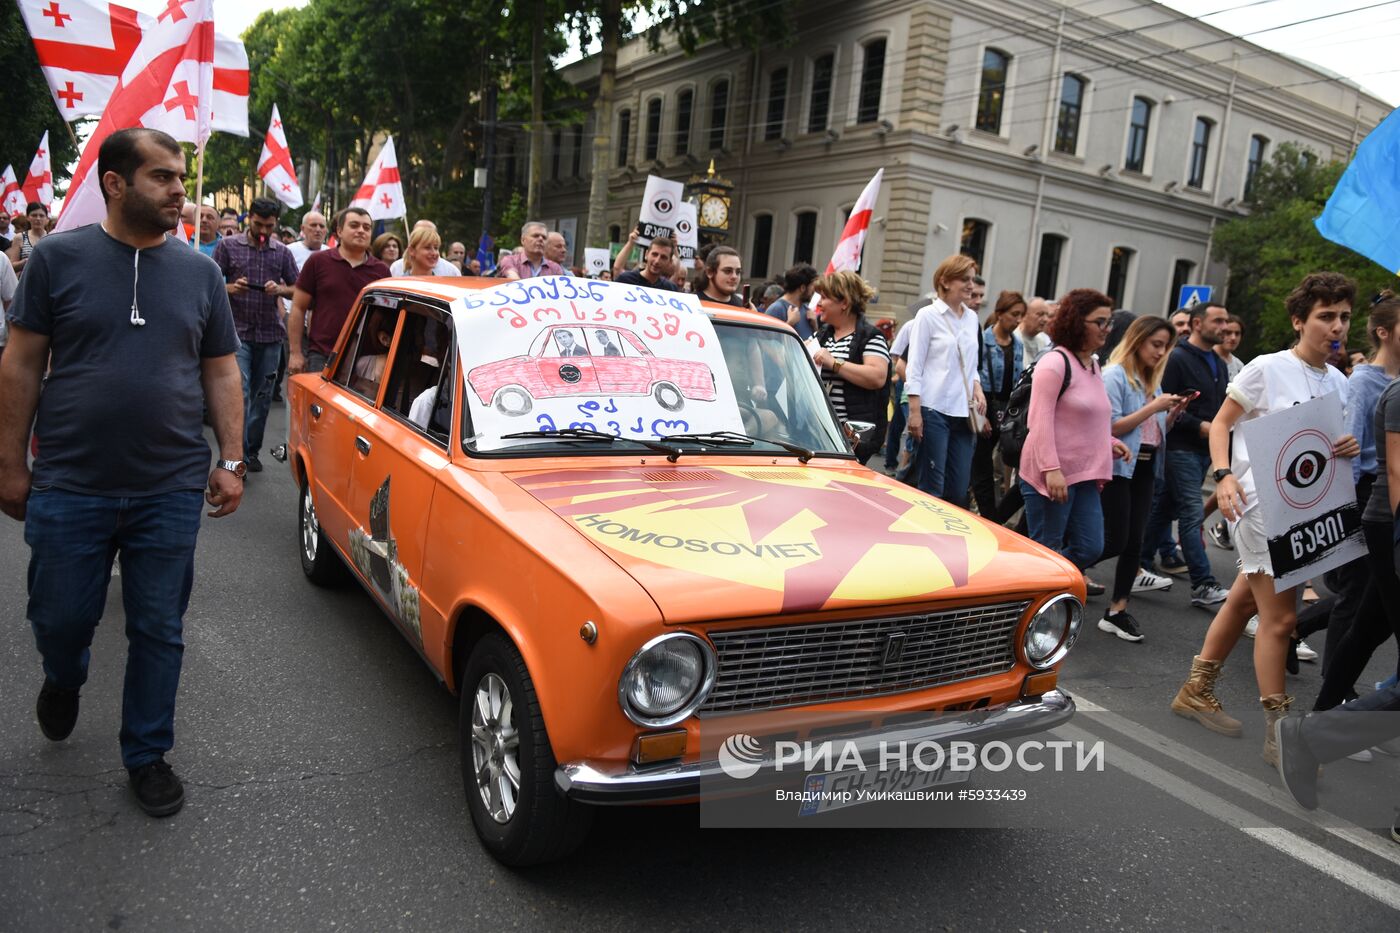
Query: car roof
[{"left": 364, "top": 276, "right": 789, "bottom": 330}]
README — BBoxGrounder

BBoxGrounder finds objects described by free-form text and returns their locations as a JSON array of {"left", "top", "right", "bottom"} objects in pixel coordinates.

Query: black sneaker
[
  {"left": 245, "top": 455, "right": 264, "bottom": 474},
  {"left": 1274, "top": 717, "right": 1319, "bottom": 810},
  {"left": 128, "top": 758, "right": 185, "bottom": 817},
  {"left": 1097, "top": 610, "right": 1144, "bottom": 642},
  {"left": 1286, "top": 637, "right": 1301, "bottom": 676},
  {"left": 36, "top": 679, "right": 80, "bottom": 741},
  {"left": 1084, "top": 577, "right": 1105, "bottom": 597}
]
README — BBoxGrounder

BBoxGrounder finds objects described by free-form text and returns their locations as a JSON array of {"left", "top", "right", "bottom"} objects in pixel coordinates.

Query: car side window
[
  {"left": 382, "top": 302, "right": 454, "bottom": 445},
  {"left": 333, "top": 298, "right": 402, "bottom": 404}
]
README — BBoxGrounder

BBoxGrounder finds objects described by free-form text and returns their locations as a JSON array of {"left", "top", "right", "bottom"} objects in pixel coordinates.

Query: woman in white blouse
[{"left": 903, "top": 254, "right": 987, "bottom": 508}]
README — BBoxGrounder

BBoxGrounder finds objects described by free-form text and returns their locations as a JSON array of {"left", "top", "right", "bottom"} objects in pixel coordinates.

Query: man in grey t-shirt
[{"left": 0, "top": 129, "right": 244, "bottom": 820}]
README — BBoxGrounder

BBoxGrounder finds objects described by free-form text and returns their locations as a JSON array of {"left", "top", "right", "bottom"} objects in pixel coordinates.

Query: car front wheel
[
  {"left": 494, "top": 385, "right": 533, "bottom": 416},
  {"left": 299, "top": 477, "right": 347, "bottom": 586},
  {"left": 460, "top": 634, "right": 592, "bottom": 866},
  {"left": 653, "top": 382, "right": 684, "bottom": 411}
]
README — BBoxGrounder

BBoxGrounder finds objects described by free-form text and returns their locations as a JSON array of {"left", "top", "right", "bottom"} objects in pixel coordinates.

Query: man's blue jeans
[
  {"left": 24, "top": 489, "right": 204, "bottom": 769},
  {"left": 237, "top": 339, "right": 283, "bottom": 459},
  {"left": 1019, "top": 479, "right": 1105, "bottom": 570},
  {"left": 1143, "top": 448, "right": 1216, "bottom": 588},
  {"left": 916, "top": 408, "right": 975, "bottom": 508}
]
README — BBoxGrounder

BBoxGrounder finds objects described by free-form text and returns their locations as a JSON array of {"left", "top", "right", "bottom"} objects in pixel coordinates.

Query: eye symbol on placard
[
  {"left": 653, "top": 196, "right": 674, "bottom": 215},
  {"left": 1274, "top": 429, "right": 1334, "bottom": 509},
  {"left": 1284, "top": 451, "right": 1325, "bottom": 490},
  {"left": 559, "top": 364, "right": 582, "bottom": 384},
  {"left": 676, "top": 218, "right": 693, "bottom": 234}
]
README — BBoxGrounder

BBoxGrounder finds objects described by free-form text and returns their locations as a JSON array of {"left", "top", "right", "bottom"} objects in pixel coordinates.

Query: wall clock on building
[
  {"left": 700, "top": 195, "right": 729, "bottom": 229},
  {"left": 687, "top": 158, "right": 735, "bottom": 243}
]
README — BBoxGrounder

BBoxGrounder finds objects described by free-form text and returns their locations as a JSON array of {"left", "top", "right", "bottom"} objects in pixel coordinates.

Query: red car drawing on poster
[{"left": 467, "top": 324, "right": 717, "bottom": 416}]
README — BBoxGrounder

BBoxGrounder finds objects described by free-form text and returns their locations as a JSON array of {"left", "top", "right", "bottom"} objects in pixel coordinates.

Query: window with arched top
[
  {"left": 616, "top": 108, "right": 632, "bottom": 167},
  {"left": 751, "top": 214, "right": 773, "bottom": 279},
  {"left": 961, "top": 218, "right": 991, "bottom": 270},
  {"left": 793, "top": 211, "right": 817, "bottom": 265},
  {"left": 1055, "top": 74, "right": 1086, "bottom": 154},
  {"left": 976, "top": 48, "right": 1010, "bottom": 134},
  {"left": 1124, "top": 97, "right": 1153, "bottom": 173},
  {"left": 644, "top": 98, "right": 662, "bottom": 162},
  {"left": 675, "top": 89, "right": 694, "bottom": 156},
  {"left": 857, "top": 39, "right": 885, "bottom": 124},
  {"left": 765, "top": 67, "right": 789, "bottom": 141},
  {"left": 808, "top": 53, "right": 834, "bottom": 133},
  {"left": 709, "top": 80, "right": 729, "bottom": 152},
  {"left": 1035, "top": 234, "right": 1066, "bottom": 299},
  {"left": 1188, "top": 117, "right": 1214, "bottom": 189},
  {"left": 1245, "top": 134, "right": 1268, "bottom": 199},
  {"left": 1107, "top": 246, "right": 1136, "bottom": 308}
]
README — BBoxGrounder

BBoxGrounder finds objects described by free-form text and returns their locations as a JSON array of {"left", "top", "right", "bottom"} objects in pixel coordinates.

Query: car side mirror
[{"left": 843, "top": 420, "right": 876, "bottom": 450}]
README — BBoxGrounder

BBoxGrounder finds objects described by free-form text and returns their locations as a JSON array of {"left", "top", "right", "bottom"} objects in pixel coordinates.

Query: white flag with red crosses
[
  {"left": 2, "top": 166, "right": 27, "bottom": 215},
  {"left": 825, "top": 168, "right": 883, "bottom": 275},
  {"left": 21, "top": 133, "right": 55, "bottom": 209},
  {"left": 350, "top": 136, "right": 405, "bottom": 221},
  {"left": 258, "top": 104, "right": 303, "bottom": 209},
  {"left": 16, "top": 0, "right": 248, "bottom": 135},
  {"left": 55, "top": 0, "right": 215, "bottom": 232}
]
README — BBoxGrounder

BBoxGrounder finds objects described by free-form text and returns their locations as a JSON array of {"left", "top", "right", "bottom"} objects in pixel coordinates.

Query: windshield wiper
[
  {"left": 500, "top": 428, "right": 683, "bottom": 459},
  {"left": 659, "top": 430, "right": 815, "bottom": 463}
]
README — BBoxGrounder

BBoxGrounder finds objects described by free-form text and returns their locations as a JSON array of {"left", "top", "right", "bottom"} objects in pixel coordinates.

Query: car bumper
[{"left": 555, "top": 688, "right": 1075, "bottom": 805}]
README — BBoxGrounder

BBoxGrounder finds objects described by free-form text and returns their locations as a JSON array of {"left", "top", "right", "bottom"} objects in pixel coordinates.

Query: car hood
[{"left": 508, "top": 463, "right": 1079, "bottom": 624}]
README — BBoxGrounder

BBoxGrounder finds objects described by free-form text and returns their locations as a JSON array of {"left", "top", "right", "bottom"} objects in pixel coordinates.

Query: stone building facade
[{"left": 535, "top": 0, "right": 1389, "bottom": 318}]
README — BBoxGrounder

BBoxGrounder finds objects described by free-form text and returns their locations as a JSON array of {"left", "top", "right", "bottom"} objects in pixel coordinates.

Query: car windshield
[{"left": 460, "top": 316, "right": 847, "bottom": 457}]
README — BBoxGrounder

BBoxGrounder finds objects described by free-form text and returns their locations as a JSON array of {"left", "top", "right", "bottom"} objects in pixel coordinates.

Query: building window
[
  {"left": 550, "top": 128, "right": 561, "bottom": 180},
  {"left": 808, "top": 53, "right": 834, "bottom": 133},
  {"left": 1124, "top": 97, "right": 1152, "bottom": 173},
  {"left": 1055, "top": 74, "right": 1085, "bottom": 154},
  {"left": 571, "top": 124, "right": 584, "bottom": 177},
  {"left": 1188, "top": 117, "right": 1213, "bottom": 189},
  {"left": 857, "top": 39, "right": 885, "bottom": 124},
  {"left": 751, "top": 215, "right": 773, "bottom": 279},
  {"left": 644, "top": 98, "right": 662, "bottom": 162},
  {"left": 960, "top": 218, "right": 990, "bottom": 271},
  {"left": 765, "top": 67, "right": 788, "bottom": 141},
  {"left": 1107, "top": 246, "right": 1135, "bottom": 308},
  {"left": 616, "top": 108, "right": 631, "bottom": 167},
  {"left": 976, "top": 48, "right": 1010, "bottom": 134},
  {"left": 609, "top": 224, "right": 622, "bottom": 244},
  {"left": 1169, "top": 259, "right": 1196, "bottom": 311},
  {"left": 675, "top": 89, "right": 693, "bottom": 156},
  {"left": 1035, "top": 234, "right": 1066, "bottom": 300},
  {"left": 1245, "top": 134, "right": 1268, "bottom": 199},
  {"left": 709, "top": 80, "right": 729, "bottom": 152},
  {"left": 793, "top": 211, "right": 817, "bottom": 264}
]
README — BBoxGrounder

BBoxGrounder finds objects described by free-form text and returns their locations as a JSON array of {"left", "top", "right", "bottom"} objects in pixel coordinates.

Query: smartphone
[{"left": 742, "top": 283, "right": 752, "bottom": 306}]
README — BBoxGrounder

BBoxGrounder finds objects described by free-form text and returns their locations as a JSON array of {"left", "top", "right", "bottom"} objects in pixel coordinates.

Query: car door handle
[
  {"left": 355, "top": 435, "right": 371, "bottom": 455},
  {"left": 310, "top": 403, "right": 322, "bottom": 419}
]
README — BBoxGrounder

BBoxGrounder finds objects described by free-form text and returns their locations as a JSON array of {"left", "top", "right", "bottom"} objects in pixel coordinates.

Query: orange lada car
[{"left": 283, "top": 275, "right": 1084, "bottom": 865}]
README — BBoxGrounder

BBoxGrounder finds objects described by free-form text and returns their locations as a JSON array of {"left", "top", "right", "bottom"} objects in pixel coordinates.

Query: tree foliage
[
  {"left": 0, "top": 3, "right": 80, "bottom": 197},
  {"left": 1213, "top": 142, "right": 1392, "bottom": 357}
]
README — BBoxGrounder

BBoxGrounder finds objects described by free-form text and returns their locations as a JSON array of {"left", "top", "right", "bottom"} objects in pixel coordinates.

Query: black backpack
[{"left": 998, "top": 348, "right": 1072, "bottom": 469}]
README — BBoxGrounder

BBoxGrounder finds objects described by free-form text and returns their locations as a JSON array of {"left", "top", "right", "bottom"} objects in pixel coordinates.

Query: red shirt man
[{"left": 287, "top": 207, "right": 389, "bottom": 375}]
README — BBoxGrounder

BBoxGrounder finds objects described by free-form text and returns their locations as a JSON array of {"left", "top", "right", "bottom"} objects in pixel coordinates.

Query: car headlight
[
  {"left": 1023, "top": 594, "right": 1082, "bottom": 669},
  {"left": 618, "top": 633, "right": 717, "bottom": 727}
]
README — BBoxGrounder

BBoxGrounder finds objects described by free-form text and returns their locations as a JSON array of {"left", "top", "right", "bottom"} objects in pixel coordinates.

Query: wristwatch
[
  {"left": 216, "top": 458, "right": 247, "bottom": 479},
  {"left": 833, "top": 359, "right": 845, "bottom": 373},
  {"left": 1212, "top": 467, "right": 1232, "bottom": 483}
]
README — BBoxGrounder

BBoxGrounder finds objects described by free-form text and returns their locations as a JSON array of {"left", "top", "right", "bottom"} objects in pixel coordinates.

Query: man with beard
[
  {"left": 287, "top": 207, "right": 389, "bottom": 376},
  {"left": 614, "top": 236, "right": 680, "bottom": 292},
  {"left": 0, "top": 128, "right": 244, "bottom": 818}
]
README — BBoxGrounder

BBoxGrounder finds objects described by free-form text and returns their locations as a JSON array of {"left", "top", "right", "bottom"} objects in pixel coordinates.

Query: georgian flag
[
  {"left": 3, "top": 165, "right": 29, "bottom": 215},
  {"left": 21, "top": 133, "right": 55, "bottom": 209},
  {"left": 17, "top": 0, "right": 249, "bottom": 136},
  {"left": 826, "top": 168, "right": 883, "bottom": 274},
  {"left": 258, "top": 104, "right": 303, "bottom": 209},
  {"left": 349, "top": 136, "right": 405, "bottom": 220},
  {"left": 56, "top": 0, "right": 215, "bottom": 232}
]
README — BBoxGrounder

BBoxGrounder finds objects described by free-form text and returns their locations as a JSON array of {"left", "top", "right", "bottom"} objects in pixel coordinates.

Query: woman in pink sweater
[{"left": 1019, "top": 289, "right": 1130, "bottom": 569}]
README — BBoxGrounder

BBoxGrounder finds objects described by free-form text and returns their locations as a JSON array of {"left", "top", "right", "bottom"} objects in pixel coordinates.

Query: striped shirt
[{"left": 820, "top": 330, "right": 890, "bottom": 419}]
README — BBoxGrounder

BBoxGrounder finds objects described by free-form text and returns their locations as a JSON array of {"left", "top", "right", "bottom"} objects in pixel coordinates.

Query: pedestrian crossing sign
[{"left": 1178, "top": 285, "right": 1213, "bottom": 309}]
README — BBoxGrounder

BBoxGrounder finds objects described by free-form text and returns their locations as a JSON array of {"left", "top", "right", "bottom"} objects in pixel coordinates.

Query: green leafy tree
[
  {"left": 1213, "top": 142, "right": 1392, "bottom": 357},
  {"left": 0, "top": 3, "right": 80, "bottom": 199}
]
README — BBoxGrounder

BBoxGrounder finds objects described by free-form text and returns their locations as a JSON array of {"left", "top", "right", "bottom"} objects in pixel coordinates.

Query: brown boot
[
  {"left": 1260, "top": 693, "right": 1293, "bottom": 767},
  {"left": 1171, "top": 655, "right": 1244, "bottom": 736}
]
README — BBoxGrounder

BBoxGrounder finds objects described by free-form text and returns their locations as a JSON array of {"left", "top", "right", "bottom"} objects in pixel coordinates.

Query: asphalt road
[{"left": 2, "top": 404, "right": 1397, "bottom": 932}]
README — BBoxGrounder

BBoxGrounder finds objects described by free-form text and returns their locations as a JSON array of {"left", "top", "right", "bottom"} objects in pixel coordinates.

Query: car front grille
[{"left": 700, "top": 601, "right": 1030, "bottom": 714}]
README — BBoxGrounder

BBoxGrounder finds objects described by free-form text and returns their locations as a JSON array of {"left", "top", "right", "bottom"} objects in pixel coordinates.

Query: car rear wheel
[
  {"left": 653, "top": 382, "right": 684, "bottom": 411},
  {"left": 494, "top": 386, "right": 533, "bottom": 416},
  {"left": 299, "top": 477, "right": 347, "bottom": 586},
  {"left": 460, "top": 633, "right": 592, "bottom": 866}
]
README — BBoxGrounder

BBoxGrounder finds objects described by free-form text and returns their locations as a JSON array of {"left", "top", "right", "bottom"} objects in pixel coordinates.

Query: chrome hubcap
[
  {"left": 301, "top": 486, "right": 318, "bottom": 562},
  {"left": 470, "top": 673, "right": 520, "bottom": 823}
]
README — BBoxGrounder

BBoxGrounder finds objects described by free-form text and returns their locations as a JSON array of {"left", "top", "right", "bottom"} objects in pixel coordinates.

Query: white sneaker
[
  {"left": 1347, "top": 748, "right": 1374, "bottom": 762},
  {"left": 1191, "top": 583, "right": 1230, "bottom": 607},
  {"left": 1294, "top": 639, "right": 1318, "bottom": 662},
  {"left": 1131, "top": 569, "right": 1173, "bottom": 593},
  {"left": 1244, "top": 615, "right": 1259, "bottom": 638}
]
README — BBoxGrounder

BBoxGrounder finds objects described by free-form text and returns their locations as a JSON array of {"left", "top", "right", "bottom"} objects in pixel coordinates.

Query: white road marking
[
  {"left": 1066, "top": 689, "right": 1400, "bottom": 870},
  {"left": 1054, "top": 722, "right": 1400, "bottom": 912}
]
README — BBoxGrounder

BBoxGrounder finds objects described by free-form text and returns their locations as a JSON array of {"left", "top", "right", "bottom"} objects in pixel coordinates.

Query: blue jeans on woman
[
  {"left": 1019, "top": 478, "right": 1105, "bottom": 570},
  {"left": 24, "top": 488, "right": 205, "bottom": 769},
  {"left": 916, "top": 408, "right": 975, "bottom": 508}
]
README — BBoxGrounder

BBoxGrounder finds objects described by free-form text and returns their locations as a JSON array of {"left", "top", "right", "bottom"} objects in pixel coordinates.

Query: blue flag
[
  {"left": 1315, "top": 107, "right": 1400, "bottom": 276},
  {"left": 475, "top": 233, "right": 496, "bottom": 274}
]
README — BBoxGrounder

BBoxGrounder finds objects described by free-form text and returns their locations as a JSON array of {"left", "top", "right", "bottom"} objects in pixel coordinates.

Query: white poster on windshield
[
  {"left": 674, "top": 201, "right": 699, "bottom": 262},
  {"left": 1236, "top": 391, "right": 1364, "bottom": 592},
  {"left": 454, "top": 277, "right": 744, "bottom": 450},
  {"left": 584, "top": 247, "right": 610, "bottom": 276},
  {"left": 635, "top": 175, "right": 685, "bottom": 246}
]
